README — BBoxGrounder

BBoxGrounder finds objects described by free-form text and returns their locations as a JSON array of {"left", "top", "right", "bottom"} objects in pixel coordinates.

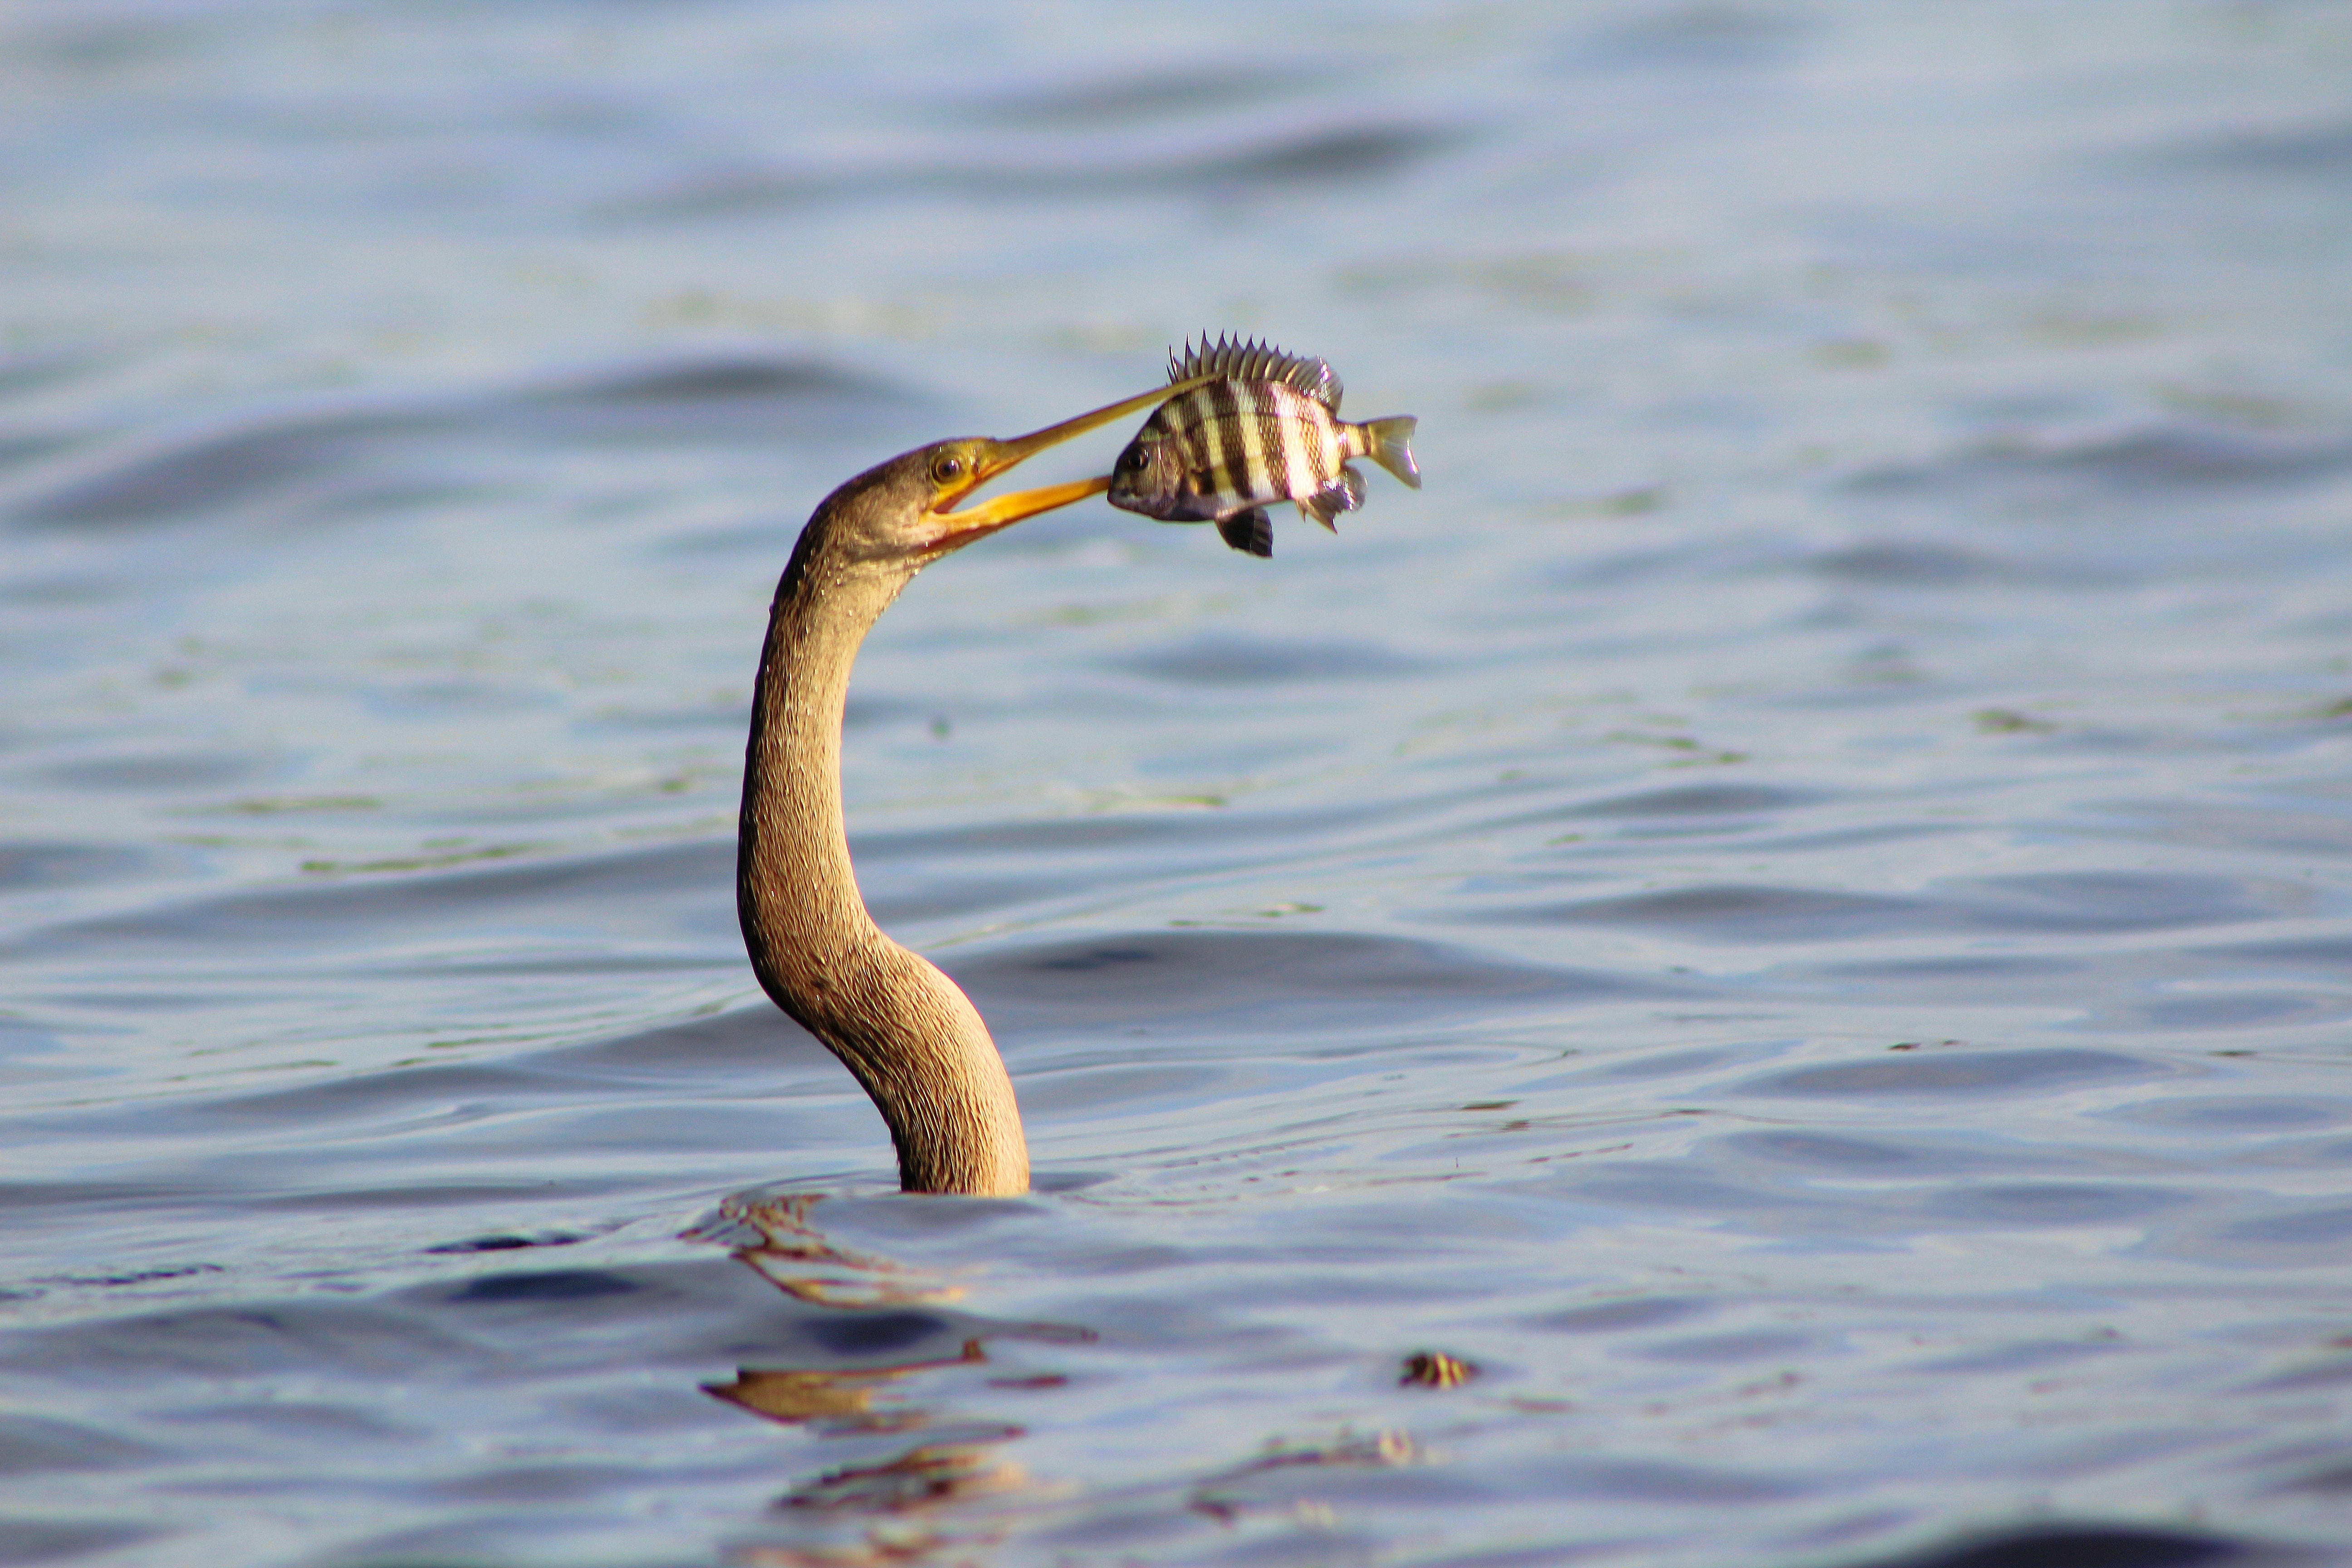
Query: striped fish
[{"left": 1107, "top": 336, "right": 1419, "bottom": 557}]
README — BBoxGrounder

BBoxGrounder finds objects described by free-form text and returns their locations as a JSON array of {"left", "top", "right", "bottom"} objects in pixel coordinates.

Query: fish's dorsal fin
[{"left": 1170, "top": 334, "right": 1343, "bottom": 411}]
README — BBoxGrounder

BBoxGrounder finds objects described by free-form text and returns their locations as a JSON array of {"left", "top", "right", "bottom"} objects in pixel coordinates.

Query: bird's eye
[{"left": 930, "top": 452, "right": 967, "bottom": 486}]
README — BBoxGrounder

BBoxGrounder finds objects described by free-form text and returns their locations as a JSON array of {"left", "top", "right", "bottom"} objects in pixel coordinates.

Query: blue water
[{"left": 5, "top": 3, "right": 2352, "bottom": 1565}]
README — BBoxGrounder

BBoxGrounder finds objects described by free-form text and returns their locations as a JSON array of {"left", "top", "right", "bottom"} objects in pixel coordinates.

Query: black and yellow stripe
[
  {"left": 1106, "top": 335, "right": 1419, "bottom": 556},
  {"left": 1149, "top": 379, "right": 1350, "bottom": 518}
]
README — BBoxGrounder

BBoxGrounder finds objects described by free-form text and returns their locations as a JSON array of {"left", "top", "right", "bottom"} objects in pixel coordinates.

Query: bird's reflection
[
  {"left": 691, "top": 1192, "right": 1430, "bottom": 1563},
  {"left": 696, "top": 1192, "right": 964, "bottom": 1310},
  {"left": 707, "top": 1358, "right": 972, "bottom": 1435},
  {"left": 779, "top": 1443, "right": 1038, "bottom": 1514},
  {"left": 689, "top": 1192, "right": 1076, "bottom": 1565}
]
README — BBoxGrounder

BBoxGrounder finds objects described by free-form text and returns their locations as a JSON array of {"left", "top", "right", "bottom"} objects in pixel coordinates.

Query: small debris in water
[
  {"left": 1401, "top": 1351, "right": 1478, "bottom": 1388},
  {"left": 1976, "top": 706, "right": 2059, "bottom": 735}
]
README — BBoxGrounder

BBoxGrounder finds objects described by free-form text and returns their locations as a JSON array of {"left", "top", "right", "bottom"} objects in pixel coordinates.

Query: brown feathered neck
[{"left": 735, "top": 480, "right": 1028, "bottom": 1196}]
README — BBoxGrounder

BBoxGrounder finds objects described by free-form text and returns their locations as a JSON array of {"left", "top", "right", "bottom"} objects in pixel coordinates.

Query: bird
[{"left": 736, "top": 377, "right": 1211, "bottom": 1196}]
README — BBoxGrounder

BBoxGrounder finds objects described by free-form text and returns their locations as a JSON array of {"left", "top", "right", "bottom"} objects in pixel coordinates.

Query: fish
[{"left": 1106, "top": 336, "right": 1419, "bottom": 557}]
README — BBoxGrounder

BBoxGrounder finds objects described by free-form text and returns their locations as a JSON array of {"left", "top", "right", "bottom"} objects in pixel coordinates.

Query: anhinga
[{"left": 737, "top": 377, "right": 1210, "bottom": 1196}]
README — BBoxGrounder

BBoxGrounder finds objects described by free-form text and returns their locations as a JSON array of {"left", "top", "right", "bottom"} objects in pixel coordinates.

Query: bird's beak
[{"left": 924, "top": 374, "right": 1215, "bottom": 551}]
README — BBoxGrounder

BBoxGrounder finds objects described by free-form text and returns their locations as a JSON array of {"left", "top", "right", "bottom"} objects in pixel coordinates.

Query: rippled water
[{"left": 6, "top": 3, "right": 2352, "bottom": 1565}]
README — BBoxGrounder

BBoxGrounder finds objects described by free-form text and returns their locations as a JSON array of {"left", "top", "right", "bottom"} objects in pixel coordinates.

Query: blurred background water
[{"left": 5, "top": 2, "right": 2352, "bottom": 1565}]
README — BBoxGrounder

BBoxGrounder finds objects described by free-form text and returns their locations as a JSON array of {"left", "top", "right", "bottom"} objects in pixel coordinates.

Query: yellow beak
[{"left": 925, "top": 372, "right": 1216, "bottom": 550}]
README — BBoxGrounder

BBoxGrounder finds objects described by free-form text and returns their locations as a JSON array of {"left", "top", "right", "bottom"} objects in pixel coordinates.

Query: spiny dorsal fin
[{"left": 1169, "top": 333, "right": 1343, "bottom": 411}]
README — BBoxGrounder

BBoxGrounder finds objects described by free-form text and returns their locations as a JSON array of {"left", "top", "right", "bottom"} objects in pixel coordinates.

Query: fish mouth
[{"left": 922, "top": 373, "right": 1214, "bottom": 551}]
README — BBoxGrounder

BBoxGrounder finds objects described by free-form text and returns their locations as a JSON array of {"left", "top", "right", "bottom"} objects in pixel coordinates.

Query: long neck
[{"left": 737, "top": 537, "right": 1029, "bottom": 1196}]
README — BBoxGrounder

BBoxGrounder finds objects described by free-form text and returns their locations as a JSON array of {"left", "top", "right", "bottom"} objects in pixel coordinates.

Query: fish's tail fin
[{"left": 1360, "top": 416, "right": 1421, "bottom": 490}]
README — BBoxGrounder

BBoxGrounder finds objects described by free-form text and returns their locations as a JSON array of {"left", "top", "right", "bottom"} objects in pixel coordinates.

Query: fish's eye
[
  {"left": 930, "top": 451, "right": 968, "bottom": 486},
  {"left": 1122, "top": 446, "right": 1149, "bottom": 471}
]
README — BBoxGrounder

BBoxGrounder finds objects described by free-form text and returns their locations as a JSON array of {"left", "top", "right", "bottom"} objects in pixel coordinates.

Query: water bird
[
  {"left": 737, "top": 377, "right": 1212, "bottom": 1197},
  {"left": 1107, "top": 335, "right": 1420, "bottom": 556}
]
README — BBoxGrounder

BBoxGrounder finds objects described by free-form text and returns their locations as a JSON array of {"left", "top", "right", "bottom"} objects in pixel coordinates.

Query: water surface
[{"left": 5, "top": 3, "right": 2352, "bottom": 1564}]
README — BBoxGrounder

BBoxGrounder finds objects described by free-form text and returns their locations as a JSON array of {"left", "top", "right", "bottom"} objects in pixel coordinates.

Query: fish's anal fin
[
  {"left": 1298, "top": 469, "right": 1366, "bottom": 531},
  {"left": 1297, "top": 481, "right": 1348, "bottom": 532},
  {"left": 1217, "top": 508, "right": 1274, "bottom": 557},
  {"left": 1171, "top": 333, "right": 1343, "bottom": 412},
  {"left": 1359, "top": 416, "right": 1420, "bottom": 490}
]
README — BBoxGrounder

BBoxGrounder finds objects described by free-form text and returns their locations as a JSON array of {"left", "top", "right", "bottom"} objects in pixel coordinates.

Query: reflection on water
[
  {"left": 698, "top": 1196, "right": 1055, "bottom": 1565},
  {"left": 696, "top": 1194, "right": 970, "bottom": 1310},
  {"left": 696, "top": 1196, "right": 1478, "bottom": 1565},
  {"left": 6, "top": 0, "right": 2352, "bottom": 1564}
]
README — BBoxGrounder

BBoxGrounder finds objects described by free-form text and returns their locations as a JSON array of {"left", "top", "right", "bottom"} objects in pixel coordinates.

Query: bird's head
[{"left": 813, "top": 376, "right": 1218, "bottom": 575}]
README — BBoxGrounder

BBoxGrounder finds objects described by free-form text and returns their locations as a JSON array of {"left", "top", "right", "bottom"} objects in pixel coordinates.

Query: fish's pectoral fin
[{"left": 1217, "top": 508, "right": 1274, "bottom": 557}]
